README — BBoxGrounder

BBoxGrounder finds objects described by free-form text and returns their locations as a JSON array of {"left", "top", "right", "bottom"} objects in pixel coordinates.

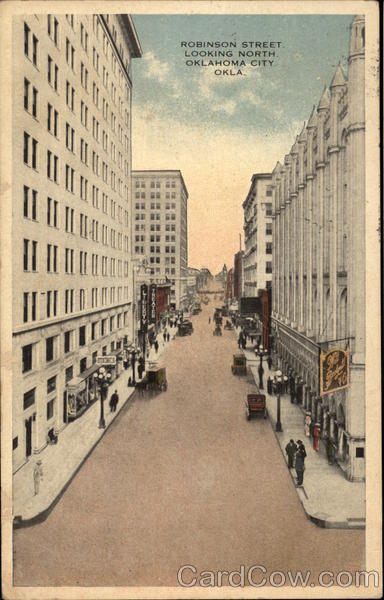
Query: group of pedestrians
[{"left": 285, "top": 439, "right": 307, "bottom": 486}]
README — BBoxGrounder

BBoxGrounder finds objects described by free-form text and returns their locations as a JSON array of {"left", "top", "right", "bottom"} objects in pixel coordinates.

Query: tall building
[
  {"left": 233, "top": 250, "right": 244, "bottom": 300},
  {"left": 271, "top": 16, "right": 365, "bottom": 481},
  {"left": 132, "top": 170, "right": 189, "bottom": 310},
  {"left": 12, "top": 14, "right": 141, "bottom": 472},
  {"left": 242, "top": 173, "right": 273, "bottom": 296}
]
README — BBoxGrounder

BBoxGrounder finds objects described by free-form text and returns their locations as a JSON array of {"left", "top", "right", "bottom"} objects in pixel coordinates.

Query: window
[
  {"left": 13, "top": 437, "right": 18, "bottom": 450},
  {"left": 47, "top": 104, "right": 58, "bottom": 136},
  {"left": 266, "top": 223, "right": 272, "bottom": 235},
  {"left": 266, "top": 261, "right": 272, "bottom": 274},
  {"left": 47, "top": 197, "right": 58, "bottom": 227},
  {"left": 47, "top": 150, "right": 58, "bottom": 182},
  {"left": 65, "top": 365, "right": 73, "bottom": 383},
  {"left": 22, "top": 344, "right": 33, "bottom": 373},
  {"left": 80, "top": 62, "right": 88, "bottom": 91},
  {"left": 65, "top": 38, "right": 75, "bottom": 70},
  {"left": 66, "top": 81, "right": 75, "bottom": 111},
  {"left": 266, "top": 203, "right": 272, "bottom": 216},
  {"left": 65, "top": 248, "right": 74, "bottom": 274},
  {"left": 47, "top": 398, "right": 55, "bottom": 420},
  {"left": 47, "top": 375, "right": 56, "bottom": 394},
  {"left": 23, "top": 186, "right": 37, "bottom": 220},
  {"left": 23, "top": 388, "right": 35, "bottom": 410},
  {"left": 65, "top": 122, "right": 75, "bottom": 152},
  {"left": 46, "top": 244, "right": 58, "bottom": 273},
  {"left": 23, "top": 132, "right": 38, "bottom": 169},
  {"left": 80, "top": 357, "right": 87, "bottom": 373},
  {"left": 65, "top": 207, "right": 74, "bottom": 233},
  {"left": 79, "top": 325, "right": 86, "bottom": 346},
  {"left": 64, "top": 330, "right": 72, "bottom": 353},
  {"left": 65, "top": 165, "right": 74, "bottom": 192},
  {"left": 266, "top": 242, "right": 272, "bottom": 254},
  {"left": 24, "top": 79, "right": 38, "bottom": 118},
  {"left": 47, "top": 15, "right": 59, "bottom": 45},
  {"left": 46, "top": 336, "right": 55, "bottom": 362}
]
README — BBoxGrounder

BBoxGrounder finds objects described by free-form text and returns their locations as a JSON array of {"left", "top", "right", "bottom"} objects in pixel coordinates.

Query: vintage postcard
[{"left": 0, "top": 0, "right": 381, "bottom": 598}]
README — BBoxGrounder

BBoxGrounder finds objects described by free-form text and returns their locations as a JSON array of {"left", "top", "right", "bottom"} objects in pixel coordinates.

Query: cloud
[{"left": 142, "top": 51, "right": 170, "bottom": 83}]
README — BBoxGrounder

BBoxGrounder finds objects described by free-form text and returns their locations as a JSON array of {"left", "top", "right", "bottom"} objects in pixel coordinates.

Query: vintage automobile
[
  {"left": 213, "top": 324, "right": 222, "bottom": 336},
  {"left": 147, "top": 366, "right": 167, "bottom": 393},
  {"left": 245, "top": 393, "right": 268, "bottom": 420},
  {"left": 178, "top": 320, "right": 193, "bottom": 336},
  {"left": 231, "top": 353, "right": 247, "bottom": 376}
]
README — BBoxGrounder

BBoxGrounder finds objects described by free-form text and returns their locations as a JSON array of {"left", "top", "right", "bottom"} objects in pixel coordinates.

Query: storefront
[{"left": 65, "top": 362, "right": 100, "bottom": 421}]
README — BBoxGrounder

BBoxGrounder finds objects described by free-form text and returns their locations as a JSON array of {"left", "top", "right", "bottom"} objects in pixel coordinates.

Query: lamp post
[
  {"left": 275, "top": 370, "right": 283, "bottom": 432},
  {"left": 255, "top": 344, "right": 268, "bottom": 390},
  {"left": 94, "top": 367, "right": 111, "bottom": 429},
  {"left": 128, "top": 345, "right": 141, "bottom": 386}
]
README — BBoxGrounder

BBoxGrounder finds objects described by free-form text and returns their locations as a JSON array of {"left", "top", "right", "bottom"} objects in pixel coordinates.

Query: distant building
[
  {"left": 233, "top": 251, "right": 244, "bottom": 300},
  {"left": 132, "top": 170, "right": 189, "bottom": 310},
  {"left": 225, "top": 268, "right": 234, "bottom": 303},
  {"left": 242, "top": 173, "right": 273, "bottom": 297},
  {"left": 271, "top": 16, "right": 366, "bottom": 481}
]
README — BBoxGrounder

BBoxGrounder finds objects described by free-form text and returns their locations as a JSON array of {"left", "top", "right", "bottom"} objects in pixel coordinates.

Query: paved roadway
[{"left": 14, "top": 299, "right": 364, "bottom": 587}]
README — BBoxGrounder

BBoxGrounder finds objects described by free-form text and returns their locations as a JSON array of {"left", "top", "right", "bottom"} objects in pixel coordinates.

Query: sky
[{"left": 131, "top": 14, "right": 354, "bottom": 275}]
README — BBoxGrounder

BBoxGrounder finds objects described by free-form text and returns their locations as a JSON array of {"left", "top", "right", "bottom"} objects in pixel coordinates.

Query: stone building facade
[
  {"left": 12, "top": 14, "right": 141, "bottom": 472},
  {"left": 270, "top": 16, "right": 365, "bottom": 481}
]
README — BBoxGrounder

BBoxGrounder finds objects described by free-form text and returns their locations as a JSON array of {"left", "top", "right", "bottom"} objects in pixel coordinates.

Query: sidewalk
[
  {"left": 240, "top": 341, "right": 365, "bottom": 529},
  {"left": 13, "top": 325, "right": 177, "bottom": 527}
]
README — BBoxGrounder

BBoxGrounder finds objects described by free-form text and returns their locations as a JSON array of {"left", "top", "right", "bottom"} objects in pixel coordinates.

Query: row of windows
[
  {"left": 135, "top": 201, "right": 177, "bottom": 209},
  {"left": 135, "top": 235, "right": 176, "bottom": 243},
  {"left": 135, "top": 213, "right": 176, "bottom": 222},
  {"left": 22, "top": 310, "right": 128, "bottom": 376},
  {"left": 23, "top": 239, "right": 128, "bottom": 275},
  {"left": 134, "top": 224, "right": 176, "bottom": 232},
  {"left": 135, "top": 179, "right": 177, "bottom": 189},
  {"left": 22, "top": 285, "right": 130, "bottom": 323},
  {"left": 135, "top": 192, "right": 177, "bottom": 200}
]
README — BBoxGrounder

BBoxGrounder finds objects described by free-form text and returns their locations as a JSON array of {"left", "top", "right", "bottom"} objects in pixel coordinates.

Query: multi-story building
[
  {"left": 12, "top": 14, "right": 141, "bottom": 472},
  {"left": 271, "top": 16, "right": 365, "bottom": 481},
  {"left": 132, "top": 170, "right": 189, "bottom": 311},
  {"left": 233, "top": 250, "right": 244, "bottom": 300},
  {"left": 242, "top": 173, "right": 273, "bottom": 296}
]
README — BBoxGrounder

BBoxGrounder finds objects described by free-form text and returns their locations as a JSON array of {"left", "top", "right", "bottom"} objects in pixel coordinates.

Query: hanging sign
[
  {"left": 319, "top": 348, "right": 349, "bottom": 396},
  {"left": 140, "top": 284, "right": 148, "bottom": 332},
  {"left": 149, "top": 284, "right": 157, "bottom": 324}
]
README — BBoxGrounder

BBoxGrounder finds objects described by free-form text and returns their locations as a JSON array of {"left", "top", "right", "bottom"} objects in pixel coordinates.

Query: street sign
[{"left": 96, "top": 355, "right": 117, "bottom": 366}]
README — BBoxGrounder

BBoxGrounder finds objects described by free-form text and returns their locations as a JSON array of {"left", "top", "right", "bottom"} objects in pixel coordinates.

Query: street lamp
[
  {"left": 93, "top": 367, "right": 112, "bottom": 429},
  {"left": 255, "top": 344, "right": 268, "bottom": 390},
  {"left": 128, "top": 345, "right": 140, "bottom": 386},
  {"left": 275, "top": 369, "right": 283, "bottom": 432}
]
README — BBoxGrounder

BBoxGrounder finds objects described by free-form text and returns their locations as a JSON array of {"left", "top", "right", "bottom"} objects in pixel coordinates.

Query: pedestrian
[
  {"left": 238, "top": 333, "right": 242, "bottom": 349},
  {"left": 167, "top": 332, "right": 170, "bottom": 342},
  {"left": 297, "top": 440, "right": 307, "bottom": 461},
  {"left": 163, "top": 330, "right": 167, "bottom": 343},
  {"left": 295, "top": 447, "right": 305, "bottom": 486},
  {"left": 209, "top": 316, "right": 211, "bottom": 324},
  {"left": 285, "top": 439, "right": 297, "bottom": 469},
  {"left": 109, "top": 389, "right": 119, "bottom": 412},
  {"left": 33, "top": 460, "right": 43, "bottom": 495},
  {"left": 326, "top": 437, "right": 335, "bottom": 464},
  {"left": 241, "top": 336, "right": 246, "bottom": 350},
  {"left": 283, "top": 375, "right": 289, "bottom": 394},
  {"left": 258, "top": 363, "right": 264, "bottom": 389},
  {"left": 267, "top": 354, "right": 272, "bottom": 370},
  {"left": 154, "top": 340, "right": 159, "bottom": 353},
  {"left": 267, "top": 376, "right": 273, "bottom": 395}
]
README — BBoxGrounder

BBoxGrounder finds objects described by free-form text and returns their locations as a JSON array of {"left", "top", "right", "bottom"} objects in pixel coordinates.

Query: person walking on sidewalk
[
  {"left": 285, "top": 439, "right": 297, "bottom": 469},
  {"left": 109, "top": 389, "right": 119, "bottom": 412},
  {"left": 33, "top": 460, "right": 43, "bottom": 495},
  {"left": 267, "top": 354, "right": 272, "bottom": 370},
  {"left": 154, "top": 340, "right": 159, "bottom": 353},
  {"left": 167, "top": 332, "right": 170, "bottom": 342},
  {"left": 295, "top": 440, "right": 307, "bottom": 486},
  {"left": 163, "top": 330, "right": 167, "bottom": 343}
]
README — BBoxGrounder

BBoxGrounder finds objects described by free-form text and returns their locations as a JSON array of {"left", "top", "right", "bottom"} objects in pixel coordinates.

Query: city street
[{"left": 13, "top": 299, "right": 364, "bottom": 587}]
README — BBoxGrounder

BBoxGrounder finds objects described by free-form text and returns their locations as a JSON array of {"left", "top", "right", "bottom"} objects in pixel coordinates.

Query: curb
[{"left": 13, "top": 390, "right": 137, "bottom": 529}]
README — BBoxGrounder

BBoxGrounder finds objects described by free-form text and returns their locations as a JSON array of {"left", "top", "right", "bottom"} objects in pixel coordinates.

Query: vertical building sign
[
  {"left": 319, "top": 348, "right": 350, "bottom": 396},
  {"left": 149, "top": 284, "right": 157, "bottom": 324},
  {"left": 140, "top": 284, "right": 148, "bottom": 332}
]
